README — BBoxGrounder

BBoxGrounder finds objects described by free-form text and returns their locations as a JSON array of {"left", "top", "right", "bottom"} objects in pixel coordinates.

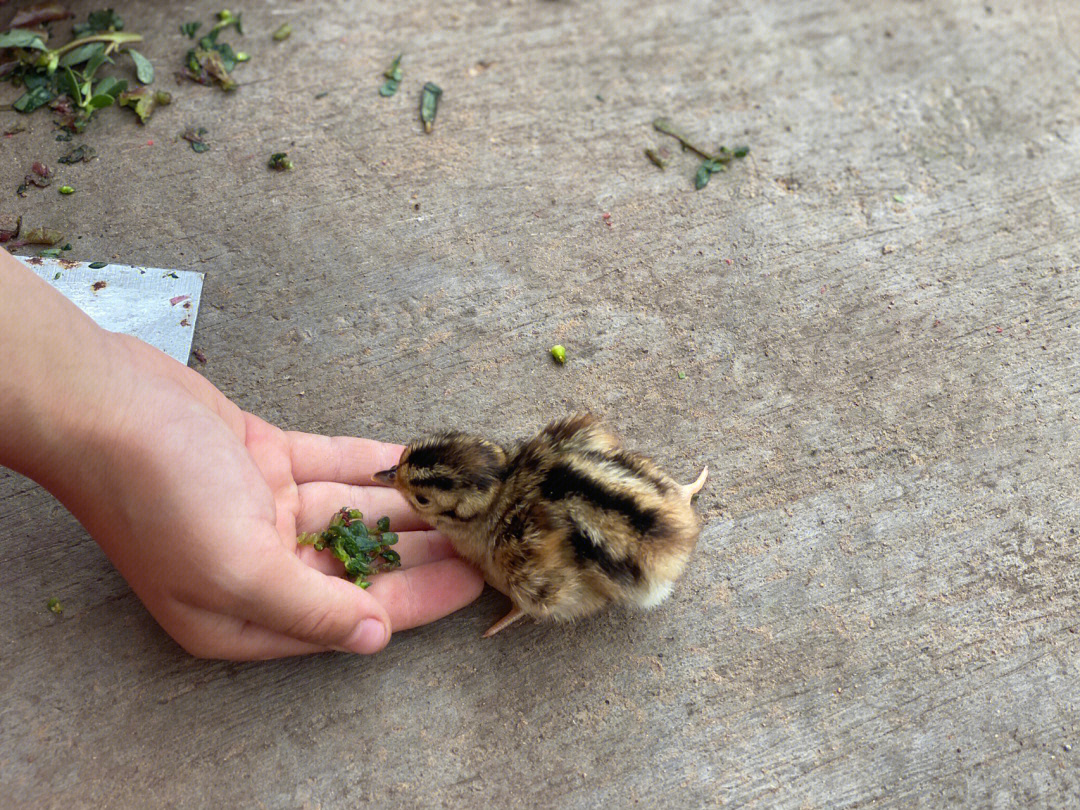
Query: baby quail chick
[{"left": 373, "top": 414, "right": 707, "bottom": 637}]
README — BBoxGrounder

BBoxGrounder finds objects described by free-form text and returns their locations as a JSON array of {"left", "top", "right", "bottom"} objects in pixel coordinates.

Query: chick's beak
[{"left": 372, "top": 465, "right": 397, "bottom": 485}]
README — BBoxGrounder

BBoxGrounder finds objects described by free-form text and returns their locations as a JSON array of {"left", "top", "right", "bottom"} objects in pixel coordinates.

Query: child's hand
[{"left": 0, "top": 251, "right": 484, "bottom": 659}]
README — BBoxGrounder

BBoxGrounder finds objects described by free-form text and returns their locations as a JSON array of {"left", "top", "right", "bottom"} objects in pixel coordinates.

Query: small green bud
[
  {"left": 235, "top": 51, "right": 250, "bottom": 62},
  {"left": 59, "top": 185, "right": 74, "bottom": 195},
  {"left": 550, "top": 345, "right": 567, "bottom": 364},
  {"left": 47, "top": 597, "right": 63, "bottom": 614}
]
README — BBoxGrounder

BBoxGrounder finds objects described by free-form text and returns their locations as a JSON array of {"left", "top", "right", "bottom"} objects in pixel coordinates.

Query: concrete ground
[{"left": 3, "top": 0, "right": 1080, "bottom": 806}]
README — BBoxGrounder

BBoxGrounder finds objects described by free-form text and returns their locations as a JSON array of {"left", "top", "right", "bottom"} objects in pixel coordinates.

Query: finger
[
  {"left": 296, "top": 482, "right": 432, "bottom": 532},
  {"left": 239, "top": 548, "right": 392, "bottom": 653},
  {"left": 287, "top": 432, "right": 404, "bottom": 486},
  {"left": 166, "top": 602, "right": 331, "bottom": 660},
  {"left": 297, "top": 530, "right": 458, "bottom": 575},
  {"left": 365, "top": 559, "right": 485, "bottom": 633}
]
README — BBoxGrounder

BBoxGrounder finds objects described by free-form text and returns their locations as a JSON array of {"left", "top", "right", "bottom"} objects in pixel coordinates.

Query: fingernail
[{"left": 343, "top": 619, "right": 388, "bottom": 654}]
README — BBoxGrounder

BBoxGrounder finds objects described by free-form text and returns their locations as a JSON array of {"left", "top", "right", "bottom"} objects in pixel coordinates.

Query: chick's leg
[
  {"left": 679, "top": 466, "right": 708, "bottom": 502},
  {"left": 483, "top": 605, "right": 526, "bottom": 638}
]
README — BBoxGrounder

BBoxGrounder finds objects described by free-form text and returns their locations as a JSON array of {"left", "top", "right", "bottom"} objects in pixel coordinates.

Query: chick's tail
[{"left": 679, "top": 466, "right": 708, "bottom": 502}]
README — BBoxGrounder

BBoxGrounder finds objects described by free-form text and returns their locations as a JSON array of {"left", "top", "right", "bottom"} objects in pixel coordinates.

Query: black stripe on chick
[
  {"left": 540, "top": 463, "right": 658, "bottom": 536},
  {"left": 566, "top": 521, "right": 642, "bottom": 583}
]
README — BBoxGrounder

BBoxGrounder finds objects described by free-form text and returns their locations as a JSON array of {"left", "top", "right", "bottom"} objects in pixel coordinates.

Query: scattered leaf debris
[
  {"left": 40, "top": 247, "right": 62, "bottom": 258},
  {"left": 118, "top": 87, "right": 171, "bottom": 123},
  {"left": 21, "top": 227, "right": 63, "bottom": 245},
  {"left": 192, "top": 348, "right": 207, "bottom": 364},
  {"left": 0, "top": 214, "right": 22, "bottom": 242},
  {"left": 298, "top": 508, "right": 401, "bottom": 589},
  {"left": 272, "top": 23, "right": 292, "bottom": 41},
  {"left": 180, "top": 21, "right": 202, "bottom": 38},
  {"left": 420, "top": 81, "right": 442, "bottom": 133},
  {"left": 653, "top": 117, "right": 749, "bottom": 189},
  {"left": 379, "top": 53, "right": 402, "bottom": 97},
  {"left": 677, "top": 370, "right": 686, "bottom": 380},
  {"left": 88, "top": 261, "right": 107, "bottom": 268},
  {"left": 91, "top": 280, "right": 107, "bottom": 291},
  {"left": 182, "top": 126, "right": 210, "bottom": 152},
  {"left": 645, "top": 147, "right": 670, "bottom": 169},
  {"left": 550, "top": 344, "right": 567, "bottom": 364},
  {"left": 58, "top": 144, "right": 97, "bottom": 163},
  {"left": 46, "top": 597, "right": 63, "bottom": 614},
  {"left": 170, "top": 294, "right": 190, "bottom": 306},
  {"left": 267, "top": 152, "right": 293, "bottom": 171},
  {"left": 181, "top": 9, "right": 245, "bottom": 90},
  {"left": 2, "top": 9, "right": 150, "bottom": 133}
]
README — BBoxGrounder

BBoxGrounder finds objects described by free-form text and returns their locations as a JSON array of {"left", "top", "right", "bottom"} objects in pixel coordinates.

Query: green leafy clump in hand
[
  {"left": 297, "top": 508, "right": 401, "bottom": 588},
  {"left": 0, "top": 9, "right": 152, "bottom": 133},
  {"left": 181, "top": 9, "right": 245, "bottom": 90},
  {"left": 378, "top": 53, "right": 402, "bottom": 97}
]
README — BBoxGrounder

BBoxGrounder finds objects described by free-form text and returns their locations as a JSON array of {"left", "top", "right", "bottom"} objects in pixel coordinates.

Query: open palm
[{"left": 64, "top": 334, "right": 484, "bottom": 660}]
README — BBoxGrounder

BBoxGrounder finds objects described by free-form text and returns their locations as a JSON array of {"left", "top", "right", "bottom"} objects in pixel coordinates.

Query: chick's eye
[{"left": 415, "top": 495, "right": 429, "bottom": 506}]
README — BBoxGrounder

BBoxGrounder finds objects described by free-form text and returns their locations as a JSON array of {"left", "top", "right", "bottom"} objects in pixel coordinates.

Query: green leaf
[
  {"left": 89, "top": 262, "right": 108, "bottom": 269},
  {"left": 180, "top": 21, "right": 202, "bottom": 38},
  {"left": 272, "top": 23, "right": 292, "bottom": 41},
  {"left": 87, "top": 94, "right": 116, "bottom": 110},
  {"left": 83, "top": 45, "right": 111, "bottom": 79},
  {"left": 59, "top": 66, "right": 83, "bottom": 106},
  {"left": 59, "top": 42, "right": 103, "bottom": 67},
  {"left": 732, "top": 146, "right": 750, "bottom": 158},
  {"left": 72, "top": 9, "right": 124, "bottom": 38},
  {"left": 0, "top": 30, "right": 48, "bottom": 50},
  {"left": 94, "top": 76, "right": 128, "bottom": 98},
  {"left": 128, "top": 49, "right": 154, "bottom": 84},
  {"left": 694, "top": 164, "right": 711, "bottom": 190},
  {"left": 376, "top": 516, "right": 391, "bottom": 533},
  {"left": 13, "top": 85, "right": 55, "bottom": 113},
  {"left": 40, "top": 248, "right": 62, "bottom": 258},
  {"left": 420, "top": 82, "right": 442, "bottom": 133}
]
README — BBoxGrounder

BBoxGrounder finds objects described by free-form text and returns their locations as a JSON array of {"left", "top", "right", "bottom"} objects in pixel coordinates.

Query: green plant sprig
[{"left": 297, "top": 508, "right": 401, "bottom": 589}]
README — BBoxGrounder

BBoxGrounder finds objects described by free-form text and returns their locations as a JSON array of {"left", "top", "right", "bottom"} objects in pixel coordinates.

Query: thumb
[{"left": 241, "top": 551, "right": 392, "bottom": 654}]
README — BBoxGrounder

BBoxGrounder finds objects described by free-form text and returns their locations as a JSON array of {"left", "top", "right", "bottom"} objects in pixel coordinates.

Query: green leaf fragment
[
  {"left": 89, "top": 262, "right": 107, "bottom": 269},
  {"left": 59, "top": 145, "right": 97, "bottom": 164},
  {"left": 14, "top": 85, "right": 55, "bottom": 113},
  {"left": 46, "top": 597, "right": 63, "bottom": 614},
  {"left": 40, "top": 248, "right": 62, "bottom": 258},
  {"left": 550, "top": 344, "right": 567, "bottom": 364},
  {"left": 677, "top": 370, "right": 686, "bottom": 380},
  {"left": 273, "top": 23, "right": 293, "bottom": 41},
  {"left": 183, "top": 127, "right": 210, "bottom": 152},
  {"left": 59, "top": 185, "right": 74, "bottom": 194},
  {"left": 0, "top": 29, "right": 48, "bottom": 50},
  {"left": 181, "top": 22, "right": 202, "bottom": 38},
  {"left": 118, "top": 87, "right": 170, "bottom": 123},
  {"left": 420, "top": 81, "right": 442, "bottom": 133},
  {"left": 128, "top": 49, "right": 154, "bottom": 84},
  {"left": 267, "top": 152, "right": 293, "bottom": 171}
]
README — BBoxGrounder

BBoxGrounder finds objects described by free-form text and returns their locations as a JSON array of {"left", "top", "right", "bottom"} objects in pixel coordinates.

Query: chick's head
[{"left": 374, "top": 433, "right": 507, "bottom": 524}]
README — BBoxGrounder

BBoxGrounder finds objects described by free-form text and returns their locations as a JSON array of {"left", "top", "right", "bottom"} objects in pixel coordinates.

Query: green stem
[
  {"left": 52, "top": 32, "right": 143, "bottom": 58},
  {"left": 653, "top": 117, "right": 735, "bottom": 164}
]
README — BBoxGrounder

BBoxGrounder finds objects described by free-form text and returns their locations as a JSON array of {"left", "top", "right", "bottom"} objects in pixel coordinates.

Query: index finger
[{"left": 287, "top": 432, "right": 404, "bottom": 485}]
